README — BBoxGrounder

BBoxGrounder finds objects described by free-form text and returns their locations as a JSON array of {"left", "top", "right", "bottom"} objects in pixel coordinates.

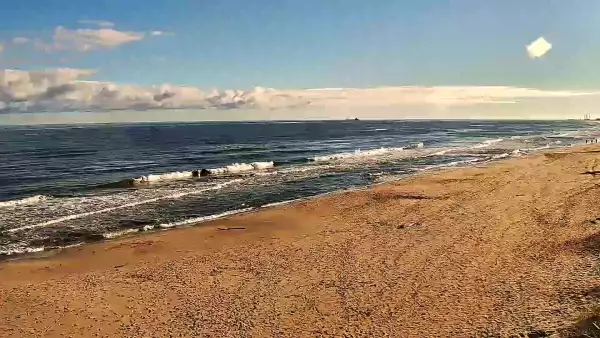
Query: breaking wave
[
  {"left": 311, "top": 147, "right": 406, "bottom": 162},
  {"left": 133, "top": 171, "right": 194, "bottom": 183},
  {"left": 471, "top": 138, "right": 504, "bottom": 149},
  {"left": 0, "top": 195, "right": 48, "bottom": 208},
  {"left": 96, "top": 162, "right": 277, "bottom": 188},
  {"left": 129, "top": 162, "right": 276, "bottom": 184},
  {"left": 207, "top": 161, "right": 275, "bottom": 175},
  {"left": 0, "top": 243, "right": 83, "bottom": 257},
  {"left": 0, "top": 245, "right": 46, "bottom": 256}
]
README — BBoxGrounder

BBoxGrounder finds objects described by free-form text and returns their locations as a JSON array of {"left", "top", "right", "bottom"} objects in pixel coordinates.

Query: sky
[{"left": 1, "top": 0, "right": 600, "bottom": 123}]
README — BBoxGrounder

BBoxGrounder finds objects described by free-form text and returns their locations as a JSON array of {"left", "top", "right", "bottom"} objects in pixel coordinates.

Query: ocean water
[{"left": 1, "top": 120, "right": 599, "bottom": 256}]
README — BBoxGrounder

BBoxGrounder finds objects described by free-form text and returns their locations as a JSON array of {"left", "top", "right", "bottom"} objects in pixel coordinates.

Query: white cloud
[
  {"left": 150, "top": 31, "right": 170, "bottom": 36},
  {"left": 54, "top": 26, "right": 144, "bottom": 51},
  {"left": 14, "top": 24, "right": 161, "bottom": 54},
  {"left": 11, "top": 37, "right": 29, "bottom": 45},
  {"left": 0, "top": 68, "right": 596, "bottom": 114},
  {"left": 274, "top": 86, "right": 593, "bottom": 108},
  {"left": 78, "top": 20, "right": 115, "bottom": 28},
  {"left": 35, "top": 26, "right": 145, "bottom": 52}
]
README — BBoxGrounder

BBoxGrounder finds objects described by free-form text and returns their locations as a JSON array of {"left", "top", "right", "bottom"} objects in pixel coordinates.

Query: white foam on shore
[
  {"left": 421, "top": 149, "right": 521, "bottom": 171},
  {"left": 420, "top": 158, "right": 484, "bottom": 171},
  {"left": 254, "top": 170, "right": 278, "bottom": 177},
  {"left": 98, "top": 202, "right": 307, "bottom": 241},
  {"left": 432, "top": 148, "right": 454, "bottom": 156},
  {"left": 0, "top": 243, "right": 86, "bottom": 257},
  {"left": 0, "top": 246, "right": 45, "bottom": 256},
  {"left": 311, "top": 147, "right": 405, "bottom": 163},
  {"left": 0, "top": 195, "right": 48, "bottom": 208},
  {"left": 102, "top": 228, "right": 140, "bottom": 239},
  {"left": 7, "top": 179, "right": 242, "bottom": 233},
  {"left": 529, "top": 144, "right": 553, "bottom": 151},
  {"left": 147, "top": 207, "right": 254, "bottom": 230},
  {"left": 511, "top": 149, "right": 524, "bottom": 157},
  {"left": 261, "top": 198, "right": 304, "bottom": 208},
  {"left": 471, "top": 138, "right": 504, "bottom": 149},
  {"left": 491, "top": 153, "right": 511, "bottom": 160}
]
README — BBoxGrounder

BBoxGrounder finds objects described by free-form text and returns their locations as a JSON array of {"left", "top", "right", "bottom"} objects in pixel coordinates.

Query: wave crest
[
  {"left": 471, "top": 138, "right": 504, "bottom": 149},
  {"left": 133, "top": 171, "right": 193, "bottom": 183},
  {"left": 0, "top": 195, "right": 47, "bottom": 208},
  {"left": 207, "top": 161, "right": 274, "bottom": 175}
]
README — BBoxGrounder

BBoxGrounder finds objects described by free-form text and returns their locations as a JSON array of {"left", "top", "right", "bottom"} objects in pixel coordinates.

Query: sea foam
[
  {"left": 7, "top": 179, "right": 242, "bottom": 233},
  {"left": 311, "top": 147, "right": 405, "bottom": 163},
  {"left": 0, "top": 195, "right": 48, "bottom": 208}
]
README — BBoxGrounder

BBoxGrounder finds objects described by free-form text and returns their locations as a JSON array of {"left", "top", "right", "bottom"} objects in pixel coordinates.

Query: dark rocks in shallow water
[
  {"left": 45, "top": 230, "right": 106, "bottom": 246},
  {"left": 192, "top": 169, "right": 211, "bottom": 177},
  {"left": 83, "top": 234, "right": 106, "bottom": 242},
  {"left": 118, "top": 219, "right": 155, "bottom": 229},
  {"left": 95, "top": 178, "right": 137, "bottom": 189}
]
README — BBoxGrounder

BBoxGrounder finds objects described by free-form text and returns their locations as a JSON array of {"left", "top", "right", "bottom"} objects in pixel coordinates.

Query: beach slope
[{"left": 1, "top": 146, "right": 600, "bottom": 337}]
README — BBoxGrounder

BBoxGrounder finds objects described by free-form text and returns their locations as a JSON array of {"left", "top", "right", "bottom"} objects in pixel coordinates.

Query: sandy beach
[{"left": 1, "top": 145, "right": 600, "bottom": 337}]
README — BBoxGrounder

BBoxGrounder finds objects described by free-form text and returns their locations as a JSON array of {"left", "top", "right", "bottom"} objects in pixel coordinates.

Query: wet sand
[{"left": 1, "top": 146, "right": 600, "bottom": 337}]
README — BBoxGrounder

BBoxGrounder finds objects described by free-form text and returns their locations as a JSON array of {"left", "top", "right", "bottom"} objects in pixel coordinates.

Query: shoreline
[
  {"left": 2, "top": 117, "right": 599, "bottom": 259},
  {"left": 0, "top": 146, "right": 532, "bottom": 261},
  {"left": 2, "top": 145, "right": 600, "bottom": 336}
]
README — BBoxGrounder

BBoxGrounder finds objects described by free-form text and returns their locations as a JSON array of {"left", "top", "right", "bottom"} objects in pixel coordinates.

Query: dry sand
[{"left": 1, "top": 146, "right": 600, "bottom": 337}]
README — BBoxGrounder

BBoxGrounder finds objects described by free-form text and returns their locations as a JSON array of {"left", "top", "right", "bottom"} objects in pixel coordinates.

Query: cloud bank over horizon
[{"left": 0, "top": 68, "right": 596, "bottom": 115}]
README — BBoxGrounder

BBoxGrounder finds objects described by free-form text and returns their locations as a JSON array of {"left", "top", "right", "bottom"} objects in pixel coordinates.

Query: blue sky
[
  {"left": 1, "top": 0, "right": 598, "bottom": 90},
  {"left": 2, "top": 0, "right": 600, "bottom": 123}
]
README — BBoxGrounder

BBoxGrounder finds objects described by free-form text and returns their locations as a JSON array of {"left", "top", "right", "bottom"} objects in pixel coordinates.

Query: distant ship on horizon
[{"left": 582, "top": 113, "right": 600, "bottom": 122}]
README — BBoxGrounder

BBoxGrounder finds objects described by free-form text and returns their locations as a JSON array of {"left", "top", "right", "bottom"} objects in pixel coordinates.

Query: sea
[{"left": 1, "top": 120, "right": 599, "bottom": 257}]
